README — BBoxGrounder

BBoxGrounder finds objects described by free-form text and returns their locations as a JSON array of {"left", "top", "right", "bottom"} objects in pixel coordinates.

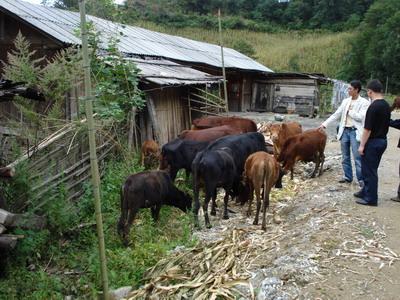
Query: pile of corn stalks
[{"left": 127, "top": 229, "right": 256, "bottom": 299}]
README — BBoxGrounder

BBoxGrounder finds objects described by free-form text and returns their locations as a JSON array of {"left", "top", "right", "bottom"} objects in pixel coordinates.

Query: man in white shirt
[{"left": 319, "top": 80, "right": 370, "bottom": 187}]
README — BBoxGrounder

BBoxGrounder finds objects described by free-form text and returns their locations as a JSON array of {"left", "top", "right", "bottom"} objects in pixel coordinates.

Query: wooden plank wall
[{"left": 150, "top": 88, "right": 190, "bottom": 146}]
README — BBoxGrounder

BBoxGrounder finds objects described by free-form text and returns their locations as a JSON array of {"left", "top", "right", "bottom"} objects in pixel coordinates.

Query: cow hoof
[
  {"left": 210, "top": 210, "right": 217, "bottom": 216},
  {"left": 206, "top": 223, "right": 212, "bottom": 229},
  {"left": 223, "top": 215, "right": 229, "bottom": 220},
  {"left": 261, "top": 226, "right": 267, "bottom": 231},
  {"left": 253, "top": 220, "right": 258, "bottom": 225}
]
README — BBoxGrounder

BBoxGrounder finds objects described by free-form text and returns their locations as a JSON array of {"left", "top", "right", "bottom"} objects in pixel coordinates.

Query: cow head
[
  {"left": 172, "top": 189, "right": 192, "bottom": 212},
  {"left": 269, "top": 124, "right": 282, "bottom": 143}
]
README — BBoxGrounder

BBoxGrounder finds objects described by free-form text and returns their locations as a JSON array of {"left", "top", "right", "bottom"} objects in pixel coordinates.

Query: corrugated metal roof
[
  {"left": 0, "top": 0, "right": 273, "bottom": 73},
  {"left": 128, "top": 58, "right": 223, "bottom": 86}
]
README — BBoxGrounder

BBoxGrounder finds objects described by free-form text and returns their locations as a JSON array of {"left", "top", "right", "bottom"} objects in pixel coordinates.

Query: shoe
[
  {"left": 338, "top": 178, "right": 352, "bottom": 183},
  {"left": 355, "top": 199, "right": 377, "bottom": 207},
  {"left": 390, "top": 196, "right": 400, "bottom": 202},
  {"left": 353, "top": 191, "right": 364, "bottom": 198}
]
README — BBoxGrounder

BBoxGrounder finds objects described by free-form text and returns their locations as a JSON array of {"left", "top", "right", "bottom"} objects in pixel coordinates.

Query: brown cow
[
  {"left": 269, "top": 122, "right": 302, "bottom": 157},
  {"left": 242, "top": 152, "right": 284, "bottom": 230},
  {"left": 179, "top": 125, "right": 242, "bottom": 142},
  {"left": 192, "top": 116, "right": 257, "bottom": 133},
  {"left": 392, "top": 96, "right": 400, "bottom": 111},
  {"left": 278, "top": 129, "right": 327, "bottom": 179},
  {"left": 140, "top": 139, "right": 159, "bottom": 169}
]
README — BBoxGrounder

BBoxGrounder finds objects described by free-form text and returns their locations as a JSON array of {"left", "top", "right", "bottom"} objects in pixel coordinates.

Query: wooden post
[
  {"left": 78, "top": 1, "right": 109, "bottom": 299},
  {"left": 187, "top": 88, "right": 192, "bottom": 126},
  {"left": 147, "top": 96, "right": 161, "bottom": 144},
  {"left": 128, "top": 107, "right": 137, "bottom": 151},
  {"left": 218, "top": 9, "right": 229, "bottom": 115}
]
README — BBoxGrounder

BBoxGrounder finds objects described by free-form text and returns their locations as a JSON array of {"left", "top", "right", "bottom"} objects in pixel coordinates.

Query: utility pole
[
  {"left": 78, "top": 1, "right": 109, "bottom": 299},
  {"left": 218, "top": 9, "right": 229, "bottom": 115}
]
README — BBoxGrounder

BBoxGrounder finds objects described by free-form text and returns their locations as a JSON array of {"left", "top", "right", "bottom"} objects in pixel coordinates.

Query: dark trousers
[
  {"left": 397, "top": 161, "right": 400, "bottom": 198},
  {"left": 361, "top": 138, "right": 387, "bottom": 204}
]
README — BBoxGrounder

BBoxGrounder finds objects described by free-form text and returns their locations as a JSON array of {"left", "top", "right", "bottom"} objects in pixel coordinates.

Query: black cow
[
  {"left": 159, "top": 139, "right": 209, "bottom": 181},
  {"left": 192, "top": 132, "right": 266, "bottom": 228},
  {"left": 117, "top": 171, "right": 192, "bottom": 246}
]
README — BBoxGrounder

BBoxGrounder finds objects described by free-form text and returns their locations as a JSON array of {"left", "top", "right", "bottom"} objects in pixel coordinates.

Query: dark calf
[{"left": 117, "top": 171, "right": 191, "bottom": 246}]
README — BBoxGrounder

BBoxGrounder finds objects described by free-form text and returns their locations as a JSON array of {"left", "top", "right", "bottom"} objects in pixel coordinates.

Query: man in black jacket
[{"left": 354, "top": 79, "right": 391, "bottom": 206}]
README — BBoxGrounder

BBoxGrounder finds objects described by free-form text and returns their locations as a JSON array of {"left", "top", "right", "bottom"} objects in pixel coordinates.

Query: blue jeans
[
  {"left": 340, "top": 128, "right": 363, "bottom": 184},
  {"left": 360, "top": 138, "right": 387, "bottom": 204}
]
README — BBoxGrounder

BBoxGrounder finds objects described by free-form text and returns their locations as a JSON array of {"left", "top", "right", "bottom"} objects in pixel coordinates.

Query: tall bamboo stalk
[
  {"left": 78, "top": 1, "right": 109, "bottom": 299},
  {"left": 218, "top": 9, "right": 229, "bottom": 115}
]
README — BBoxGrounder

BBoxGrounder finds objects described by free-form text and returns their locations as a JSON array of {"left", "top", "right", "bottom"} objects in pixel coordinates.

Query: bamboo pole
[
  {"left": 78, "top": 1, "right": 109, "bottom": 299},
  {"left": 218, "top": 9, "right": 229, "bottom": 115}
]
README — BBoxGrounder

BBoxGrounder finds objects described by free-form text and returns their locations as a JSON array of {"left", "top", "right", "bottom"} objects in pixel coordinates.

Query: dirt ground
[
  {"left": 194, "top": 111, "right": 400, "bottom": 300},
  {"left": 125, "top": 112, "right": 400, "bottom": 300}
]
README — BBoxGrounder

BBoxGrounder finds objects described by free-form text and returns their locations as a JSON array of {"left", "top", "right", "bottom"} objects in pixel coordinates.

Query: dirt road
[{"left": 127, "top": 112, "right": 400, "bottom": 300}]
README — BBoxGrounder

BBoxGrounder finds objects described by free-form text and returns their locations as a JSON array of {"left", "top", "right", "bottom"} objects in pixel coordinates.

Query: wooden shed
[{"left": 250, "top": 73, "right": 329, "bottom": 117}]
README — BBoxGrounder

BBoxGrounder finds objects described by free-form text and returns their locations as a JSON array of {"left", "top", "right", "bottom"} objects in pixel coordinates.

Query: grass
[
  {"left": 0, "top": 153, "right": 196, "bottom": 299},
  {"left": 133, "top": 21, "right": 355, "bottom": 78}
]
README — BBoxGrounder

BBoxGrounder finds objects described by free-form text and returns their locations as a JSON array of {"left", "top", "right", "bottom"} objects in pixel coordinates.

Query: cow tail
[{"left": 263, "top": 161, "right": 269, "bottom": 210}]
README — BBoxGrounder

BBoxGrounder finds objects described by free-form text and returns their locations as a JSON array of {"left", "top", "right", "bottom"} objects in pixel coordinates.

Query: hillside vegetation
[{"left": 134, "top": 21, "right": 354, "bottom": 78}]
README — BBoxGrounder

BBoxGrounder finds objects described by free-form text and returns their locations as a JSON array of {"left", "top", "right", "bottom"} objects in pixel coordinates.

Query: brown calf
[
  {"left": 278, "top": 129, "right": 327, "bottom": 179},
  {"left": 179, "top": 125, "right": 242, "bottom": 142},
  {"left": 243, "top": 152, "right": 284, "bottom": 230},
  {"left": 269, "top": 122, "right": 302, "bottom": 157},
  {"left": 140, "top": 139, "right": 159, "bottom": 169},
  {"left": 192, "top": 116, "right": 257, "bottom": 133}
]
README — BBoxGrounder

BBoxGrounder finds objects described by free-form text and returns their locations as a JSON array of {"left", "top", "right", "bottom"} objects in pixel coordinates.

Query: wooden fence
[{"left": 6, "top": 118, "right": 116, "bottom": 211}]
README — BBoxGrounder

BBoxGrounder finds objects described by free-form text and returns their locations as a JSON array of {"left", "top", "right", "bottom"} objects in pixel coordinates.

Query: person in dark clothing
[
  {"left": 354, "top": 79, "right": 391, "bottom": 206},
  {"left": 389, "top": 106, "right": 400, "bottom": 202}
]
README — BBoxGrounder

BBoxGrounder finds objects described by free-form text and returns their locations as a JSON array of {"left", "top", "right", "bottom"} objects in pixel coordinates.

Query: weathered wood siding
[{"left": 149, "top": 88, "right": 190, "bottom": 146}]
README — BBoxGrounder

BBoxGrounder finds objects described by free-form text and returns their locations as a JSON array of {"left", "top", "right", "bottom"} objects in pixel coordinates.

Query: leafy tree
[{"left": 342, "top": 0, "right": 400, "bottom": 92}]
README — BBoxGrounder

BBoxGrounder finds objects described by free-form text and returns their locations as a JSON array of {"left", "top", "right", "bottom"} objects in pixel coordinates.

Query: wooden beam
[{"left": 0, "top": 208, "right": 15, "bottom": 226}]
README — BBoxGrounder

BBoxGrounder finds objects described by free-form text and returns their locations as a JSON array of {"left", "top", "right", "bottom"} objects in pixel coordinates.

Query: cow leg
[
  {"left": 123, "top": 208, "right": 138, "bottom": 247},
  {"left": 203, "top": 191, "right": 213, "bottom": 228},
  {"left": 253, "top": 186, "right": 261, "bottom": 225},
  {"left": 319, "top": 152, "right": 325, "bottom": 176},
  {"left": 210, "top": 189, "right": 217, "bottom": 216},
  {"left": 261, "top": 189, "right": 270, "bottom": 231},
  {"left": 193, "top": 181, "right": 201, "bottom": 228},
  {"left": 141, "top": 152, "right": 145, "bottom": 167},
  {"left": 151, "top": 205, "right": 161, "bottom": 222},
  {"left": 290, "top": 167, "right": 294, "bottom": 180},
  {"left": 311, "top": 155, "right": 320, "bottom": 178},
  {"left": 246, "top": 185, "right": 254, "bottom": 217},
  {"left": 223, "top": 188, "right": 230, "bottom": 220}
]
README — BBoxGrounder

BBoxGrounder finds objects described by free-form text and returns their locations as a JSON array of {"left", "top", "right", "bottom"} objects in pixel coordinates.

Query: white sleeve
[{"left": 322, "top": 100, "right": 346, "bottom": 127}]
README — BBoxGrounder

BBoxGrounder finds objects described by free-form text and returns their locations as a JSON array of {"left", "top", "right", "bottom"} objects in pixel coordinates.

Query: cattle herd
[{"left": 118, "top": 116, "right": 327, "bottom": 246}]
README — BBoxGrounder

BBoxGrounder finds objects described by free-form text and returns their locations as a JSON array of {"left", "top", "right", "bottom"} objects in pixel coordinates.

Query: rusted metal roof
[
  {"left": 128, "top": 58, "right": 223, "bottom": 86},
  {"left": 0, "top": 0, "right": 273, "bottom": 73}
]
